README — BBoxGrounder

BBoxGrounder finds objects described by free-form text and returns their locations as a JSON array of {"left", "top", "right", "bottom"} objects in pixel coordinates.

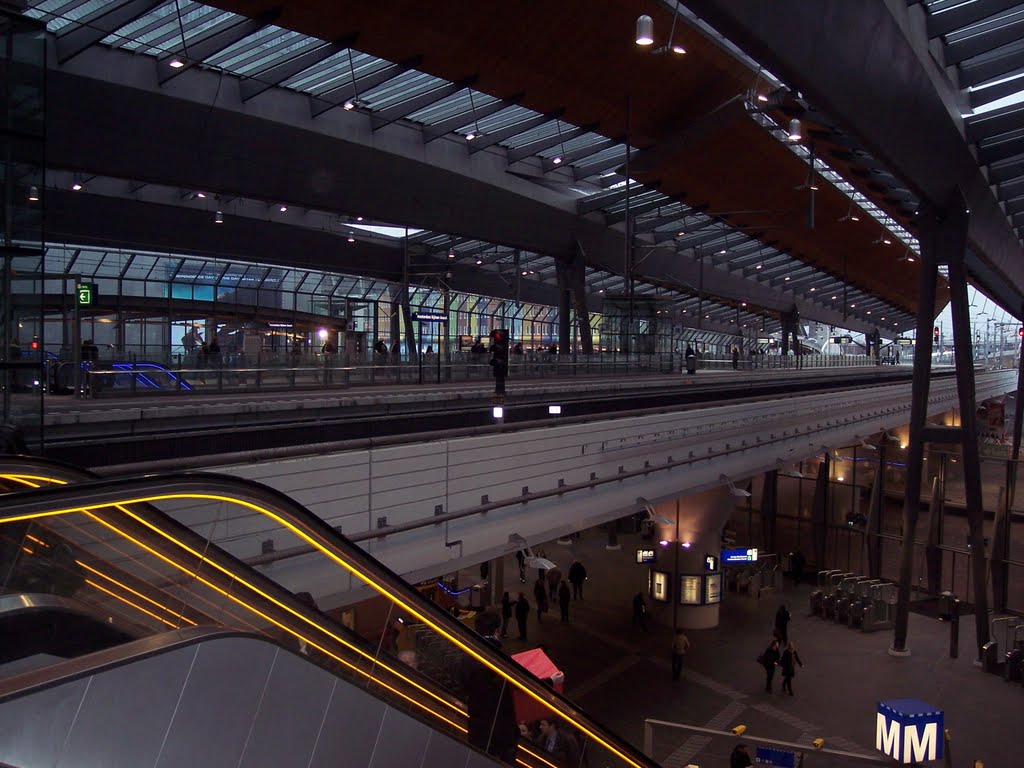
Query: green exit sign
[{"left": 76, "top": 282, "right": 96, "bottom": 306}]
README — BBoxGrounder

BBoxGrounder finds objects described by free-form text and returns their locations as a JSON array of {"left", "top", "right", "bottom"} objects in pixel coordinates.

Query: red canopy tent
[{"left": 511, "top": 647, "right": 565, "bottom": 723}]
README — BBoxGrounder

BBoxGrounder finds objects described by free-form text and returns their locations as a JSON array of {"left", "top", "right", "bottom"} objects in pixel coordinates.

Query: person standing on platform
[
  {"left": 790, "top": 549, "right": 806, "bottom": 586},
  {"left": 732, "top": 345, "right": 740, "bottom": 370},
  {"left": 759, "top": 639, "right": 781, "bottom": 693},
  {"left": 514, "top": 593, "right": 530, "bottom": 641},
  {"left": 632, "top": 592, "right": 647, "bottom": 631},
  {"left": 774, "top": 604, "right": 791, "bottom": 645},
  {"left": 460, "top": 611, "right": 518, "bottom": 764},
  {"left": 671, "top": 629, "right": 691, "bottom": 682},
  {"left": 534, "top": 576, "right": 548, "bottom": 623},
  {"left": 500, "top": 591, "right": 513, "bottom": 637},
  {"left": 558, "top": 581, "right": 571, "bottom": 623},
  {"left": 780, "top": 641, "right": 804, "bottom": 696},
  {"left": 568, "top": 559, "right": 586, "bottom": 600}
]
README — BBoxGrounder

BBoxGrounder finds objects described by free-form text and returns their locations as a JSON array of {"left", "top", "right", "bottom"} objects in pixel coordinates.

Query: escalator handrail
[{"left": 0, "top": 469, "right": 658, "bottom": 768}]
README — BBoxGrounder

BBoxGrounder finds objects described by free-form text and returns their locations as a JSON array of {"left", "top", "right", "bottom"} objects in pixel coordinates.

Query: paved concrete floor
[{"left": 486, "top": 528, "right": 1023, "bottom": 767}]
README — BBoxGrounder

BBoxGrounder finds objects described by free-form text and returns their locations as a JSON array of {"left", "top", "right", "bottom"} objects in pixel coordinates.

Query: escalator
[{"left": 0, "top": 457, "right": 657, "bottom": 768}]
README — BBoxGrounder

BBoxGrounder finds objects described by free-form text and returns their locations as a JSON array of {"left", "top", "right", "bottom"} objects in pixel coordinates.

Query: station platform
[{"left": 480, "top": 528, "right": 1019, "bottom": 767}]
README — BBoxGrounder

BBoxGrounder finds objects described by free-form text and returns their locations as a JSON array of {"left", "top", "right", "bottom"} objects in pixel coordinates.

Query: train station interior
[{"left": 1, "top": 2, "right": 1024, "bottom": 767}]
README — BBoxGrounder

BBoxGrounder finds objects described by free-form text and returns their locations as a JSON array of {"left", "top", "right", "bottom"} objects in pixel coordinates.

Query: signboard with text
[
  {"left": 876, "top": 700, "right": 943, "bottom": 764},
  {"left": 679, "top": 575, "right": 701, "bottom": 605},
  {"left": 411, "top": 312, "right": 447, "bottom": 322},
  {"left": 636, "top": 548, "right": 655, "bottom": 564},
  {"left": 704, "top": 573, "right": 722, "bottom": 604},
  {"left": 76, "top": 282, "right": 97, "bottom": 307},
  {"left": 721, "top": 547, "right": 758, "bottom": 564}
]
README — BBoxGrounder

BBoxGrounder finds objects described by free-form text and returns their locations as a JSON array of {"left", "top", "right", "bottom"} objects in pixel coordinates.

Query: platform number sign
[
  {"left": 76, "top": 282, "right": 96, "bottom": 307},
  {"left": 876, "top": 700, "right": 943, "bottom": 764}
]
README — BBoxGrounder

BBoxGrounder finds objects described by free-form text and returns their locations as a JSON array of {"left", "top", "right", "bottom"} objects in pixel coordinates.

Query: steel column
[
  {"left": 811, "top": 453, "right": 830, "bottom": 570},
  {"left": 760, "top": 470, "right": 778, "bottom": 555}
]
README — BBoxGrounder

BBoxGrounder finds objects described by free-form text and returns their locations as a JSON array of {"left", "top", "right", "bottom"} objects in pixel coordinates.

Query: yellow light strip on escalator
[
  {"left": 84, "top": 578, "right": 180, "bottom": 629},
  {"left": 75, "top": 560, "right": 198, "bottom": 627},
  {"left": 1, "top": 474, "right": 466, "bottom": 728},
  {"left": 25, "top": 534, "right": 50, "bottom": 548},
  {"left": 78, "top": 510, "right": 466, "bottom": 734},
  {"left": 518, "top": 745, "right": 559, "bottom": 768},
  {"left": 21, "top": 546, "right": 34, "bottom": 555},
  {"left": 0, "top": 480, "right": 642, "bottom": 766}
]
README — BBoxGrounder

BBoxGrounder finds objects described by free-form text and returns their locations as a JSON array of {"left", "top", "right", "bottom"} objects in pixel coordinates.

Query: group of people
[
  {"left": 501, "top": 558, "right": 587, "bottom": 639},
  {"left": 757, "top": 603, "right": 804, "bottom": 695}
]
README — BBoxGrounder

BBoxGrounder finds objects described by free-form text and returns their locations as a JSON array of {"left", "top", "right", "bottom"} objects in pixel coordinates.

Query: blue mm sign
[{"left": 876, "top": 699, "right": 943, "bottom": 764}]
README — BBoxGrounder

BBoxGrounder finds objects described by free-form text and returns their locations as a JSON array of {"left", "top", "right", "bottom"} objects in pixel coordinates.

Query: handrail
[{"left": 0, "top": 470, "right": 659, "bottom": 768}]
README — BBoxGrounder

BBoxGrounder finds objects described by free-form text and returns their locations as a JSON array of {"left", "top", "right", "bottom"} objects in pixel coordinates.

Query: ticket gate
[
  {"left": 810, "top": 570, "right": 843, "bottom": 616},
  {"left": 823, "top": 572, "right": 855, "bottom": 619},
  {"left": 835, "top": 576, "right": 873, "bottom": 624},
  {"left": 862, "top": 583, "right": 899, "bottom": 632},
  {"left": 847, "top": 579, "right": 883, "bottom": 629}
]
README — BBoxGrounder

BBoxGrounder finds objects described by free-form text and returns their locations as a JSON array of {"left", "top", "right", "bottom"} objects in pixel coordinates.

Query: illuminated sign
[
  {"left": 876, "top": 700, "right": 943, "bottom": 764},
  {"left": 705, "top": 555, "right": 718, "bottom": 571},
  {"left": 76, "top": 283, "right": 96, "bottom": 307},
  {"left": 721, "top": 547, "right": 758, "bottom": 564},
  {"left": 636, "top": 548, "right": 655, "bottom": 564},
  {"left": 650, "top": 571, "right": 669, "bottom": 602},
  {"left": 411, "top": 312, "right": 448, "bottom": 322},
  {"left": 705, "top": 573, "right": 722, "bottom": 604},
  {"left": 895, "top": 338, "right": 914, "bottom": 346},
  {"left": 680, "top": 575, "right": 701, "bottom": 605},
  {"left": 755, "top": 746, "right": 796, "bottom": 768}
]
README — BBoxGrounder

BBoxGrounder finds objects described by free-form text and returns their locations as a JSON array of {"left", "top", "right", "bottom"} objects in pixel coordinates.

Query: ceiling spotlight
[
  {"left": 71, "top": 181, "right": 83, "bottom": 191},
  {"left": 850, "top": 303, "right": 856, "bottom": 308},
  {"left": 883, "top": 238, "right": 892, "bottom": 245},
  {"left": 196, "top": 192, "right": 206, "bottom": 199},
  {"left": 214, "top": 210, "right": 223, "bottom": 224},
  {"left": 787, "top": 118, "right": 802, "bottom": 142},
  {"left": 851, "top": 213, "right": 860, "bottom": 221},
  {"left": 279, "top": 205, "right": 287, "bottom": 212},
  {"left": 671, "top": 44, "right": 686, "bottom": 54},
  {"left": 356, "top": 215, "right": 363, "bottom": 221},
  {"left": 756, "top": 93, "right": 769, "bottom": 103},
  {"left": 347, "top": 236, "right": 355, "bottom": 243},
  {"left": 810, "top": 287, "right": 816, "bottom": 291},
  {"left": 598, "top": 288, "right": 605, "bottom": 293},
  {"left": 741, "top": 302, "right": 747, "bottom": 307},
  {"left": 718, "top": 248, "right": 727, "bottom": 255},
  {"left": 784, "top": 276, "right": 791, "bottom": 281},
  {"left": 552, "top": 156, "right": 563, "bottom": 164},
  {"left": 636, "top": 14, "right": 654, "bottom": 45},
  {"left": 677, "top": 230, "right": 686, "bottom": 236},
  {"left": 27, "top": 185, "right": 39, "bottom": 202},
  {"left": 867, "top": 310, "right": 872, "bottom": 315},
  {"left": 448, "top": 251, "right": 456, "bottom": 259},
  {"left": 831, "top": 295, "right": 837, "bottom": 299},
  {"left": 343, "top": 100, "right": 355, "bottom": 110},
  {"left": 755, "top": 263, "right": 762, "bottom": 270},
  {"left": 476, "top": 259, "right": 482, "bottom": 265},
  {"left": 465, "top": 132, "right": 476, "bottom": 141},
  {"left": 169, "top": 56, "right": 185, "bottom": 69}
]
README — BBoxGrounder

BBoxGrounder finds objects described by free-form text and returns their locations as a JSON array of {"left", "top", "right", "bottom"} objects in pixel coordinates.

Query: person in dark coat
[
  {"left": 514, "top": 592, "right": 530, "bottom": 640},
  {"left": 535, "top": 717, "right": 580, "bottom": 767},
  {"left": 534, "top": 576, "right": 549, "bottom": 622},
  {"left": 558, "top": 580, "right": 571, "bottom": 623},
  {"left": 760, "top": 639, "right": 781, "bottom": 693},
  {"left": 546, "top": 566, "right": 562, "bottom": 601},
  {"left": 790, "top": 549, "right": 806, "bottom": 586},
  {"left": 632, "top": 592, "right": 647, "bottom": 631},
  {"left": 460, "top": 611, "right": 519, "bottom": 764},
  {"left": 774, "top": 604, "right": 792, "bottom": 645},
  {"left": 500, "top": 591, "right": 513, "bottom": 637},
  {"left": 515, "top": 549, "right": 526, "bottom": 582},
  {"left": 732, "top": 345, "right": 740, "bottom": 370},
  {"left": 780, "top": 641, "right": 804, "bottom": 696},
  {"left": 568, "top": 559, "right": 586, "bottom": 600},
  {"left": 730, "top": 743, "right": 753, "bottom": 768}
]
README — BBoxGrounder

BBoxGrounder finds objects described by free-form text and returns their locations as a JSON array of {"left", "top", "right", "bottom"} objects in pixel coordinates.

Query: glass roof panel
[
  {"left": 110, "top": 3, "right": 234, "bottom": 56},
  {"left": 501, "top": 118, "right": 572, "bottom": 149},
  {"left": 206, "top": 26, "right": 315, "bottom": 74},
  {"left": 360, "top": 70, "right": 448, "bottom": 110},
  {"left": 536, "top": 132, "right": 610, "bottom": 159},
  {"left": 406, "top": 88, "right": 500, "bottom": 125},
  {"left": 26, "top": 0, "right": 114, "bottom": 33},
  {"left": 473, "top": 104, "right": 542, "bottom": 133}
]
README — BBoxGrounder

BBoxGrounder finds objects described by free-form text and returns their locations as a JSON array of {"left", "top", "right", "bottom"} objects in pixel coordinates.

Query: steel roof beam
[
  {"left": 926, "top": 0, "right": 1023, "bottom": 38},
  {"left": 633, "top": 209, "right": 697, "bottom": 233},
  {"left": 370, "top": 81, "right": 468, "bottom": 131},
  {"left": 467, "top": 113, "right": 557, "bottom": 154},
  {"left": 966, "top": 104, "right": 1024, "bottom": 142},
  {"left": 604, "top": 196, "right": 674, "bottom": 224},
  {"left": 240, "top": 40, "right": 349, "bottom": 102},
  {"left": 1004, "top": 195, "right": 1024, "bottom": 215},
  {"left": 571, "top": 151, "right": 629, "bottom": 181},
  {"left": 577, "top": 188, "right": 630, "bottom": 216},
  {"left": 311, "top": 58, "right": 419, "bottom": 118},
  {"left": 56, "top": 0, "right": 166, "bottom": 64},
  {"left": 945, "top": 19, "right": 1024, "bottom": 65},
  {"left": 541, "top": 138, "right": 620, "bottom": 172},
  {"left": 968, "top": 75, "right": 1024, "bottom": 110},
  {"left": 506, "top": 125, "right": 589, "bottom": 164},
  {"left": 959, "top": 47, "right": 1024, "bottom": 87},
  {"left": 422, "top": 95, "right": 518, "bottom": 142},
  {"left": 978, "top": 134, "right": 1024, "bottom": 165},
  {"left": 157, "top": 12, "right": 279, "bottom": 84},
  {"left": 990, "top": 155, "right": 1024, "bottom": 183}
]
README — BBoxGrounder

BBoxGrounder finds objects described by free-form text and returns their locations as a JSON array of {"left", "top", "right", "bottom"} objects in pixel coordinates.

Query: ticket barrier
[
  {"left": 823, "top": 572, "right": 856, "bottom": 619},
  {"left": 834, "top": 576, "right": 872, "bottom": 624},
  {"left": 985, "top": 616, "right": 1023, "bottom": 676},
  {"left": 810, "top": 570, "right": 844, "bottom": 616},
  {"left": 847, "top": 579, "right": 883, "bottom": 629},
  {"left": 1006, "top": 625, "right": 1024, "bottom": 683},
  {"left": 861, "top": 583, "right": 899, "bottom": 632}
]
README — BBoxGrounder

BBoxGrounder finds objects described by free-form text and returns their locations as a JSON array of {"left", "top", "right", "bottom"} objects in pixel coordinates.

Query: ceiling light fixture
[
  {"left": 343, "top": 100, "right": 355, "bottom": 110},
  {"left": 196, "top": 192, "right": 206, "bottom": 199},
  {"left": 347, "top": 235, "right": 355, "bottom": 243},
  {"left": 756, "top": 93, "right": 769, "bottom": 103},
  {"left": 356, "top": 216, "right": 363, "bottom": 221},
  {"left": 214, "top": 210, "right": 223, "bottom": 224},
  {"left": 635, "top": 14, "right": 654, "bottom": 45},
  {"left": 448, "top": 251, "right": 456, "bottom": 259},
  {"left": 465, "top": 132, "right": 475, "bottom": 140},
  {"left": 784, "top": 276, "right": 791, "bottom": 281},
  {"left": 72, "top": 181, "right": 83, "bottom": 191},
  {"left": 279, "top": 205, "right": 287, "bottom": 212},
  {"left": 552, "top": 156, "right": 563, "bottom": 164},
  {"left": 787, "top": 118, "right": 802, "bottom": 142},
  {"left": 27, "top": 185, "right": 39, "bottom": 202},
  {"left": 671, "top": 44, "right": 686, "bottom": 54},
  {"left": 169, "top": 57, "right": 185, "bottom": 69},
  {"left": 476, "top": 259, "right": 482, "bottom": 265}
]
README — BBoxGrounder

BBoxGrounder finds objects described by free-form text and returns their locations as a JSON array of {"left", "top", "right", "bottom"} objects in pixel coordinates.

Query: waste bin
[{"left": 685, "top": 354, "right": 696, "bottom": 375}]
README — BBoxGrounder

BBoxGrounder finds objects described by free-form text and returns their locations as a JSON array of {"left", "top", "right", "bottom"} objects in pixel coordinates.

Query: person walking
[
  {"left": 671, "top": 629, "right": 691, "bottom": 682},
  {"left": 759, "top": 639, "right": 781, "bottom": 693},
  {"left": 500, "top": 591, "right": 513, "bottom": 637},
  {"left": 568, "top": 559, "right": 587, "bottom": 600},
  {"left": 774, "top": 604, "right": 792, "bottom": 645},
  {"left": 514, "top": 593, "right": 530, "bottom": 641},
  {"left": 546, "top": 565, "right": 562, "bottom": 601},
  {"left": 533, "top": 577, "right": 548, "bottom": 623},
  {"left": 780, "top": 641, "right": 804, "bottom": 696},
  {"left": 632, "top": 592, "right": 647, "bottom": 631},
  {"left": 515, "top": 549, "right": 526, "bottom": 583},
  {"left": 558, "top": 580, "right": 571, "bottom": 624}
]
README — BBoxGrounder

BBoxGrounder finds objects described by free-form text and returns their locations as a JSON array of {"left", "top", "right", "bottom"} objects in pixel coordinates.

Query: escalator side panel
[{"left": 0, "top": 633, "right": 499, "bottom": 768}]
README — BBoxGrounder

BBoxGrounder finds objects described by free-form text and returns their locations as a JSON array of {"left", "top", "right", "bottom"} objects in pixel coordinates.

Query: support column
[
  {"left": 570, "top": 246, "right": 593, "bottom": 355},
  {"left": 760, "top": 470, "right": 778, "bottom": 555},
  {"left": 810, "top": 453, "right": 830, "bottom": 570},
  {"left": 925, "top": 476, "right": 943, "bottom": 595},
  {"left": 490, "top": 555, "right": 504, "bottom": 608},
  {"left": 556, "top": 259, "right": 572, "bottom": 355},
  {"left": 991, "top": 484, "right": 1010, "bottom": 612},
  {"left": 864, "top": 449, "right": 883, "bottom": 579}
]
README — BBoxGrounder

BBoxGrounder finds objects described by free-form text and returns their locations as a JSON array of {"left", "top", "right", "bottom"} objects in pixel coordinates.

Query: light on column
[
  {"left": 635, "top": 14, "right": 654, "bottom": 45},
  {"left": 787, "top": 118, "right": 802, "bottom": 142}
]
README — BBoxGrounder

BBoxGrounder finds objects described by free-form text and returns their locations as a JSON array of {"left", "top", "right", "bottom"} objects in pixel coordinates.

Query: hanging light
[
  {"left": 787, "top": 118, "right": 802, "bottom": 142},
  {"left": 27, "top": 185, "right": 39, "bottom": 202},
  {"left": 671, "top": 44, "right": 686, "bottom": 54},
  {"left": 169, "top": 57, "right": 185, "bottom": 69},
  {"left": 279, "top": 204, "right": 287, "bottom": 212},
  {"left": 343, "top": 100, "right": 355, "bottom": 110},
  {"left": 72, "top": 181, "right": 83, "bottom": 191},
  {"left": 214, "top": 210, "right": 223, "bottom": 224},
  {"left": 196, "top": 191, "right": 206, "bottom": 199},
  {"left": 552, "top": 156, "right": 563, "bottom": 164},
  {"left": 635, "top": 14, "right": 654, "bottom": 45},
  {"left": 465, "top": 132, "right": 476, "bottom": 141},
  {"left": 448, "top": 251, "right": 456, "bottom": 259}
]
